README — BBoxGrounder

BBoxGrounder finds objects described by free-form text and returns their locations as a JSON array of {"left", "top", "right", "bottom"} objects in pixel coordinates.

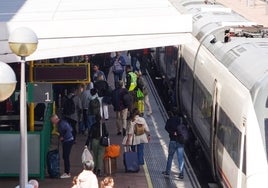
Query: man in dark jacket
[
  {"left": 162, "top": 111, "right": 185, "bottom": 179},
  {"left": 111, "top": 81, "right": 129, "bottom": 136},
  {"left": 50, "top": 114, "right": 74, "bottom": 179},
  {"left": 94, "top": 74, "right": 110, "bottom": 120}
]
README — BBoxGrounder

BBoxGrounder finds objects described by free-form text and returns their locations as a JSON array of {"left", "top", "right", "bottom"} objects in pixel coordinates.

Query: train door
[{"left": 211, "top": 79, "right": 220, "bottom": 180}]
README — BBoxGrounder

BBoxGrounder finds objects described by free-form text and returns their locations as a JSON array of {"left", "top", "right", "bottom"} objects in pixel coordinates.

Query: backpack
[
  {"left": 89, "top": 98, "right": 100, "bottom": 115},
  {"left": 63, "top": 95, "right": 75, "bottom": 116},
  {"left": 176, "top": 117, "right": 189, "bottom": 144},
  {"left": 113, "top": 60, "right": 123, "bottom": 74},
  {"left": 122, "top": 92, "right": 132, "bottom": 108},
  {"left": 134, "top": 123, "right": 145, "bottom": 136}
]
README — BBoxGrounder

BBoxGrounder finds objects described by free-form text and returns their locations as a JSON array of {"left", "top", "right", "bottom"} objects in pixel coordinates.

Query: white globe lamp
[{"left": 0, "top": 61, "right": 17, "bottom": 101}]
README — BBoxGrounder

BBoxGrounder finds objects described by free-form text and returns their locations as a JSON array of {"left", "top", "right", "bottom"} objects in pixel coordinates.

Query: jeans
[
  {"left": 165, "top": 140, "right": 184, "bottom": 175},
  {"left": 131, "top": 56, "right": 138, "bottom": 72},
  {"left": 131, "top": 143, "right": 145, "bottom": 165},
  {"left": 62, "top": 140, "right": 74, "bottom": 174},
  {"left": 113, "top": 72, "right": 123, "bottom": 87}
]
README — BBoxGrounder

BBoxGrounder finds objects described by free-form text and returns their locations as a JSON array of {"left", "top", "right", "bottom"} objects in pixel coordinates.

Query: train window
[
  {"left": 193, "top": 78, "right": 212, "bottom": 122},
  {"left": 217, "top": 108, "right": 241, "bottom": 167},
  {"left": 179, "top": 58, "right": 194, "bottom": 114}
]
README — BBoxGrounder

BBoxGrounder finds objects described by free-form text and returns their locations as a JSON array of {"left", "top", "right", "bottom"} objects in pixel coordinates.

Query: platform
[
  {"left": 217, "top": 0, "right": 268, "bottom": 27},
  {"left": 1, "top": 70, "right": 196, "bottom": 187}
]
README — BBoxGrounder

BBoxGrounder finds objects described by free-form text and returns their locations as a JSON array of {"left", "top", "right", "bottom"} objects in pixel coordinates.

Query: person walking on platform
[
  {"left": 136, "top": 70, "right": 152, "bottom": 116},
  {"left": 94, "top": 74, "right": 110, "bottom": 120},
  {"left": 80, "top": 83, "right": 93, "bottom": 134},
  {"left": 111, "top": 52, "right": 126, "bottom": 87},
  {"left": 128, "top": 49, "right": 141, "bottom": 72},
  {"left": 50, "top": 114, "right": 74, "bottom": 179},
  {"left": 85, "top": 114, "right": 109, "bottom": 177},
  {"left": 111, "top": 81, "right": 130, "bottom": 136},
  {"left": 92, "top": 64, "right": 106, "bottom": 83},
  {"left": 125, "top": 65, "right": 137, "bottom": 112},
  {"left": 87, "top": 88, "right": 101, "bottom": 132},
  {"left": 122, "top": 108, "right": 151, "bottom": 165},
  {"left": 162, "top": 111, "right": 185, "bottom": 179},
  {"left": 62, "top": 87, "right": 82, "bottom": 142}
]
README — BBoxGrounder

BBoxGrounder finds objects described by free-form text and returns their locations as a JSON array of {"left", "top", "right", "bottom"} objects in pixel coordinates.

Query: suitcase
[
  {"left": 123, "top": 147, "right": 140, "bottom": 173},
  {"left": 103, "top": 157, "right": 117, "bottom": 175},
  {"left": 47, "top": 149, "right": 60, "bottom": 178}
]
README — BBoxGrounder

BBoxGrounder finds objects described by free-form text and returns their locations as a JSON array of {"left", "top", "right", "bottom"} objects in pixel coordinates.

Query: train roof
[{"left": 180, "top": 0, "right": 268, "bottom": 90}]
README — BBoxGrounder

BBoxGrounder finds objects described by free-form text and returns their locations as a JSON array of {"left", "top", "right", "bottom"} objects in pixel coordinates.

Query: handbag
[
  {"left": 100, "top": 122, "right": 109, "bottom": 147},
  {"left": 100, "top": 136, "right": 109, "bottom": 147}
]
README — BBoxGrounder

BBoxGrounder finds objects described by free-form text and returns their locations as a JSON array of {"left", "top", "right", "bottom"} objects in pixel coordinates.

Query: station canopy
[{"left": 0, "top": 0, "right": 192, "bottom": 63}]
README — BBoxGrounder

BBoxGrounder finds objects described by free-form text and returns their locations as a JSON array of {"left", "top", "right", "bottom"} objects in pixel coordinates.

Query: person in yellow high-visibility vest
[
  {"left": 125, "top": 65, "right": 137, "bottom": 91},
  {"left": 125, "top": 65, "right": 137, "bottom": 112}
]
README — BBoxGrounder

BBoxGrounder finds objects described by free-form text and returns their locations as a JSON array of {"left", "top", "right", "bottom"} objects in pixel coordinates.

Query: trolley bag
[
  {"left": 47, "top": 149, "right": 60, "bottom": 178},
  {"left": 123, "top": 146, "right": 140, "bottom": 173}
]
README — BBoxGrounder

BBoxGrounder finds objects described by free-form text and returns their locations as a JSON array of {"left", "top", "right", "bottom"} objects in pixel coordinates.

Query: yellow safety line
[{"left": 143, "top": 160, "right": 153, "bottom": 188}]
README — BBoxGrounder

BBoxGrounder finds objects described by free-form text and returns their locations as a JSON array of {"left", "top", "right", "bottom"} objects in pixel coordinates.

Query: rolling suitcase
[{"left": 123, "top": 147, "right": 140, "bottom": 173}]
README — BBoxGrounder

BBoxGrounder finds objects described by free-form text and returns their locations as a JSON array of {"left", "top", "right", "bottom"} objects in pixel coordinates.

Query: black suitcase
[
  {"left": 47, "top": 149, "right": 60, "bottom": 178},
  {"left": 123, "top": 148, "right": 140, "bottom": 173}
]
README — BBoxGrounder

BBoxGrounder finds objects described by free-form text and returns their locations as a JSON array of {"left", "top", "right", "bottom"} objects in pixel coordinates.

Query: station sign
[
  {"left": 28, "top": 83, "right": 53, "bottom": 103},
  {"left": 32, "top": 63, "right": 90, "bottom": 83}
]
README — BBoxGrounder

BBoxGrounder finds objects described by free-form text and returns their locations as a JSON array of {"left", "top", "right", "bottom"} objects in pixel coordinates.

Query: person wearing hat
[
  {"left": 123, "top": 108, "right": 151, "bottom": 165},
  {"left": 72, "top": 147, "right": 98, "bottom": 188}
]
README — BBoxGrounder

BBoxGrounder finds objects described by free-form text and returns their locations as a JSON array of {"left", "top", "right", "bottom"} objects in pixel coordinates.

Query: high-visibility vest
[{"left": 128, "top": 72, "right": 137, "bottom": 91}]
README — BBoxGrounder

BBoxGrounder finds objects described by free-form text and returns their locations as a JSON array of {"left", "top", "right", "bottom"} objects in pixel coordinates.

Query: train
[{"left": 152, "top": 0, "right": 268, "bottom": 187}]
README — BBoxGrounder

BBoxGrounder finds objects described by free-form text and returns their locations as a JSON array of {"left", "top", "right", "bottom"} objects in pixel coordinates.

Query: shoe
[
  {"left": 117, "top": 131, "right": 122, "bottom": 136},
  {"left": 60, "top": 173, "right": 71, "bottom": 179},
  {"left": 161, "top": 171, "right": 169, "bottom": 177},
  {"left": 123, "top": 128, "right": 126, "bottom": 136},
  {"left": 178, "top": 173, "right": 184, "bottom": 179}
]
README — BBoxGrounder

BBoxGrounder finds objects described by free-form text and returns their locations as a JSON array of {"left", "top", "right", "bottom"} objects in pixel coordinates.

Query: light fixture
[
  {"left": 9, "top": 27, "right": 38, "bottom": 188},
  {"left": 0, "top": 61, "right": 17, "bottom": 101}
]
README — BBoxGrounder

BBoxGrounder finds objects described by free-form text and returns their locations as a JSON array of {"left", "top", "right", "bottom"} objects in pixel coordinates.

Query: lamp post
[
  {"left": 0, "top": 62, "right": 17, "bottom": 101},
  {"left": 8, "top": 27, "right": 38, "bottom": 188}
]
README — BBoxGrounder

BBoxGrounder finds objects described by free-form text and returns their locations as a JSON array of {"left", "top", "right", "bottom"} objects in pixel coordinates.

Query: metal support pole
[{"left": 19, "top": 56, "right": 28, "bottom": 188}]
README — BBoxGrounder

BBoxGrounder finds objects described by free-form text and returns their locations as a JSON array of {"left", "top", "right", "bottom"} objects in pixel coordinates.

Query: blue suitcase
[
  {"left": 47, "top": 149, "right": 60, "bottom": 178},
  {"left": 123, "top": 149, "right": 140, "bottom": 173}
]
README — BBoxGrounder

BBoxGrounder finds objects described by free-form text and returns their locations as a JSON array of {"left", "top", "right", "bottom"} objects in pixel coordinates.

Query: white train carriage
[{"left": 176, "top": 0, "right": 268, "bottom": 187}]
